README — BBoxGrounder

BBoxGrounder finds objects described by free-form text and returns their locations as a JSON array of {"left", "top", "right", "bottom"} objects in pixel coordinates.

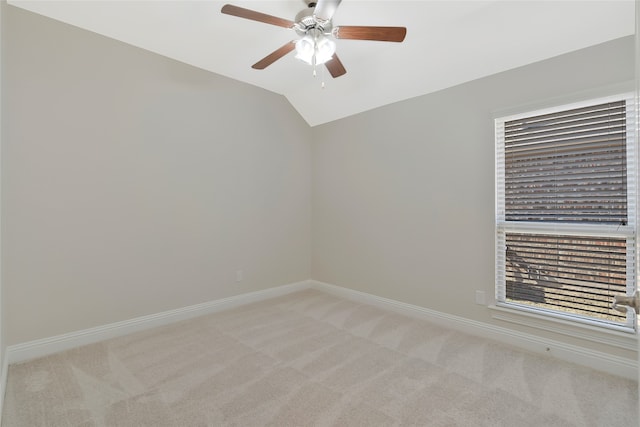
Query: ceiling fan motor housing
[{"left": 294, "top": 7, "right": 333, "bottom": 37}]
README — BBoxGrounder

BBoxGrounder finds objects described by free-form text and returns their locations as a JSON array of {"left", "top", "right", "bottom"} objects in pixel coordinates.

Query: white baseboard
[
  {"left": 309, "top": 280, "right": 638, "bottom": 380},
  {"left": 5, "top": 278, "right": 637, "bottom": 381},
  {"left": 6, "top": 280, "right": 311, "bottom": 365}
]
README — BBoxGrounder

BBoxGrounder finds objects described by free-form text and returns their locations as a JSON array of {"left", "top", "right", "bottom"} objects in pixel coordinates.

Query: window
[{"left": 495, "top": 94, "right": 637, "bottom": 331}]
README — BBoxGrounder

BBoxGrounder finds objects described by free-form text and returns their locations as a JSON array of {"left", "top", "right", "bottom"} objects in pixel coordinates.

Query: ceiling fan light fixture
[{"left": 294, "top": 31, "right": 335, "bottom": 65}]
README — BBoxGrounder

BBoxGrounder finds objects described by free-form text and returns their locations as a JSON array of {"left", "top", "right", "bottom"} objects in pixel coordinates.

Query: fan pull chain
[
  {"left": 312, "top": 32, "right": 318, "bottom": 77},
  {"left": 310, "top": 31, "right": 325, "bottom": 88}
]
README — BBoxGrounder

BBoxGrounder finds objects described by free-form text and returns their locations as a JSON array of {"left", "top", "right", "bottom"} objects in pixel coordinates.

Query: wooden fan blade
[
  {"left": 325, "top": 54, "right": 346, "bottom": 78},
  {"left": 221, "top": 4, "right": 295, "bottom": 28},
  {"left": 252, "top": 42, "right": 296, "bottom": 70},
  {"left": 334, "top": 26, "right": 407, "bottom": 42},
  {"left": 313, "top": 0, "right": 342, "bottom": 22}
]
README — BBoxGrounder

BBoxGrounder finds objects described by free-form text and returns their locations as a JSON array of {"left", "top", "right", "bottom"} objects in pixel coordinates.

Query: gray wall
[
  {"left": 3, "top": 5, "right": 312, "bottom": 345},
  {"left": 311, "top": 36, "right": 635, "bottom": 357},
  {"left": 0, "top": 0, "right": 5, "bottom": 379}
]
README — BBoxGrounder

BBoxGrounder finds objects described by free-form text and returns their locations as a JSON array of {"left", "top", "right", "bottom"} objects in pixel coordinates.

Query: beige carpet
[{"left": 2, "top": 289, "right": 637, "bottom": 426}]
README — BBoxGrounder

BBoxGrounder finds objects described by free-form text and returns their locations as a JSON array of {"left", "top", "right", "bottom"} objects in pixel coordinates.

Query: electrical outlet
[
  {"left": 475, "top": 290, "right": 486, "bottom": 305},
  {"left": 236, "top": 270, "right": 243, "bottom": 282}
]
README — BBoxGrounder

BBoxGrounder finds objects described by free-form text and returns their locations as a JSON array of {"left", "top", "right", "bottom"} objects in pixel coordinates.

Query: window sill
[{"left": 489, "top": 304, "right": 637, "bottom": 351}]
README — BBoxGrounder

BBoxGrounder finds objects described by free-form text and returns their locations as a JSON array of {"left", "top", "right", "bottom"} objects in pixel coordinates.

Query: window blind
[
  {"left": 504, "top": 100, "right": 627, "bottom": 223},
  {"left": 505, "top": 233, "right": 627, "bottom": 322},
  {"left": 495, "top": 94, "right": 637, "bottom": 330}
]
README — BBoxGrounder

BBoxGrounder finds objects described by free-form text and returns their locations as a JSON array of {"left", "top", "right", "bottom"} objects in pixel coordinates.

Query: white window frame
[{"left": 495, "top": 93, "right": 638, "bottom": 333}]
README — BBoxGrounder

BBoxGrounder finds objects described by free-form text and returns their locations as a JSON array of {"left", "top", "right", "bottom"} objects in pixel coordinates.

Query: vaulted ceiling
[{"left": 9, "top": 1, "right": 635, "bottom": 126}]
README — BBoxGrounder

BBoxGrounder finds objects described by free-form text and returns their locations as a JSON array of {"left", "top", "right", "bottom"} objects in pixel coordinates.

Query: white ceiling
[{"left": 9, "top": 0, "right": 636, "bottom": 126}]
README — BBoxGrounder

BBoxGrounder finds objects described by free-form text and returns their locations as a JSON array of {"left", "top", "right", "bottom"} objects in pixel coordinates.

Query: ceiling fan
[{"left": 221, "top": 0, "right": 407, "bottom": 78}]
